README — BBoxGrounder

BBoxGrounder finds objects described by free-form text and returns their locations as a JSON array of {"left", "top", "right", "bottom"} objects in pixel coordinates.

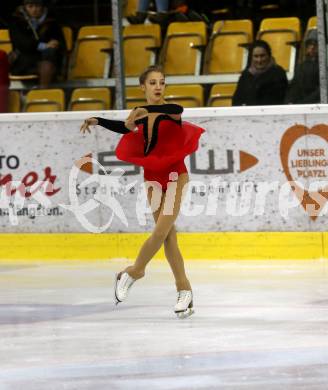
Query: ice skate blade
[
  {"left": 176, "top": 308, "right": 194, "bottom": 319},
  {"left": 113, "top": 273, "right": 122, "bottom": 305}
]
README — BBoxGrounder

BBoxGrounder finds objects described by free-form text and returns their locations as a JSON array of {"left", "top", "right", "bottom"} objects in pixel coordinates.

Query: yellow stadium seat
[
  {"left": 69, "top": 88, "right": 111, "bottom": 111},
  {"left": 160, "top": 22, "right": 207, "bottom": 76},
  {"left": 126, "top": 84, "right": 204, "bottom": 109},
  {"left": 0, "top": 29, "right": 12, "bottom": 54},
  {"left": 125, "top": 86, "right": 147, "bottom": 109},
  {"left": 123, "top": 0, "right": 138, "bottom": 17},
  {"left": 304, "top": 16, "right": 317, "bottom": 42},
  {"left": 59, "top": 26, "right": 73, "bottom": 80},
  {"left": 8, "top": 90, "right": 21, "bottom": 113},
  {"left": 212, "top": 19, "right": 253, "bottom": 40},
  {"left": 62, "top": 26, "right": 73, "bottom": 52},
  {"left": 257, "top": 17, "right": 301, "bottom": 77},
  {"left": 204, "top": 19, "right": 253, "bottom": 74},
  {"left": 207, "top": 83, "right": 237, "bottom": 107},
  {"left": 307, "top": 16, "right": 317, "bottom": 31},
  {"left": 123, "top": 24, "right": 161, "bottom": 77},
  {"left": 68, "top": 25, "right": 113, "bottom": 79},
  {"left": 25, "top": 89, "right": 65, "bottom": 112},
  {"left": 164, "top": 84, "right": 204, "bottom": 107}
]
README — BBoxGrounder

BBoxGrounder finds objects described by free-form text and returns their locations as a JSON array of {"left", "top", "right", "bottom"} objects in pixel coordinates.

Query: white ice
[{"left": 0, "top": 259, "right": 328, "bottom": 389}]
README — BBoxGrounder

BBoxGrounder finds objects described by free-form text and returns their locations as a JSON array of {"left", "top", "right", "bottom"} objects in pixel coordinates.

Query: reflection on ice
[{"left": 0, "top": 259, "right": 327, "bottom": 389}]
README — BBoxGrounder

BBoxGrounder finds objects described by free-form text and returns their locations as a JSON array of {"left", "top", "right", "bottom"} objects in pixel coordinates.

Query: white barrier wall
[{"left": 0, "top": 105, "right": 327, "bottom": 233}]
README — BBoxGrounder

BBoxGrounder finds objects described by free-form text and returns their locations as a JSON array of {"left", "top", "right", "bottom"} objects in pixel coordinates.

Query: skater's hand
[
  {"left": 47, "top": 39, "right": 59, "bottom": 49},
  {"left": 125, "top": 107, "right": 148, "bottom": 131},
  {"left": 124, "top": 117, "right": 136, "bottom": 131},
  {"left": 80, "top": 117, "right": 98, "bottom": 134}
]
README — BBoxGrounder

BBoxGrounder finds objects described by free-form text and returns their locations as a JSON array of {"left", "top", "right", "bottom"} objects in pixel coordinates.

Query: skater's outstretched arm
[
  {"left": 80, "top": 117, "right": 132, "bottom": 135},
  {"left": 96, "top": 117, "right": 132, "bottom": 134}
]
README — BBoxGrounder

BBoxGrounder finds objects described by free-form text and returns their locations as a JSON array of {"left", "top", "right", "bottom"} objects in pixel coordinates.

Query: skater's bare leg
[
  {"left": 123, "top": 173, "right": 189, "bottom": 281},
  {"left": 145, "top": 186, "right": 191, "bottom": 290},
  {"left": 164, "top": 226, "right": 191, "bottom": 291}
]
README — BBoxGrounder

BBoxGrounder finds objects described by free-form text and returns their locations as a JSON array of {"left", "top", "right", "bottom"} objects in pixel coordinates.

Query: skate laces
[
  {"left": 121, "top": 273, "right": 135, "bottom": 291},
  {"left": 177, "top": 290, "right": 190, "bottom": 303}
]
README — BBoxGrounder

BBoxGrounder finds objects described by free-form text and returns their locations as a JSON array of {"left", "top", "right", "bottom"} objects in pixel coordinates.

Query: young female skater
[{"left": 80, "top": 65, "right": 205, "bottom": 318}]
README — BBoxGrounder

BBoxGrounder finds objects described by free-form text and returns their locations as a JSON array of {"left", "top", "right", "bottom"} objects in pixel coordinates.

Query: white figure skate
[
  {"left": 114, "top": 272, "right": 136, "bottom": 305},
  {"left": 174, "top": 290, "right": 194, "bottom": 319}
]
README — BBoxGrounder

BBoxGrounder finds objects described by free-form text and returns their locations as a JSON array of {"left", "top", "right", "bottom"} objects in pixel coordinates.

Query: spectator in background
[
  {"left": 138, "top": 0, "right": 169, "bottom": 13},
  {"left": 285, "top": 29, "right": 319, "bottom": 104},
  {"left": 169, "top": 1, "right": 209, "bottom": 23},
  {"left": 232, "top": 40, "right": 288, "bottom": 106},
  {"left": 128, "top": 0, "right": 169, "bottom": 23},
  {"left": 8, "top": 0, "right": 65, "bottom": 87},
  {"left": 0, "top": 50, "right": 9, "bottom": 112},
  {"left": 127, "top": 0, "right": 205, "bottom": 25}
]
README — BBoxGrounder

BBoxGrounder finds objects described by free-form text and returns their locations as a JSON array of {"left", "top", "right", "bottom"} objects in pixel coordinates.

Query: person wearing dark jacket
[
  {"left": 232, "top": 40, "right": 288, "bottom": 106},
  {"left": 8, "top": 0, "right": 65, "bottom": 87},
  {"left": 285, "top": 30, "right": 319, "bottom": 104},
  {"left": 0, "top": 50, "right": 9, "bottom": 113}
]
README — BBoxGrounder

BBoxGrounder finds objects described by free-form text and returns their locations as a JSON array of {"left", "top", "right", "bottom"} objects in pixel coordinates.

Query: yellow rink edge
[{"left": 0, "top": 232, "right": 326, "bottom": 261}]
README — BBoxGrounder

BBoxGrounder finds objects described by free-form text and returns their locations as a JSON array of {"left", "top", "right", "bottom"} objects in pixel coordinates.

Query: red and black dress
[{"left": 96, "top": 103, "right": 205, "bottom": 191}]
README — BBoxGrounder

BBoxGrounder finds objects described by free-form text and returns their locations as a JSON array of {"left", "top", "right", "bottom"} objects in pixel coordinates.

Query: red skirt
[{"left": 115, "top": 120, "right": 205, "bottom": 172}]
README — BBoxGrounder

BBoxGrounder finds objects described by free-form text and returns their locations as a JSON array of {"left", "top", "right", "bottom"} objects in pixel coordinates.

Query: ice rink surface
[{"left": 0, "top": 258, "right": 328, "bottom": 390}]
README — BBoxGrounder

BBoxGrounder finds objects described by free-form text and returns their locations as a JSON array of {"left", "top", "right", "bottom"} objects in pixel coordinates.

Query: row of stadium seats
[
  {"left": 8, "top": 84, "right": 237, "bottom": 113},
  {"left": 0, "top": 16, "right": 317, "bottom": 82},
  {"left": 123, "top": 0, "right": 138, "bottom": 19}
]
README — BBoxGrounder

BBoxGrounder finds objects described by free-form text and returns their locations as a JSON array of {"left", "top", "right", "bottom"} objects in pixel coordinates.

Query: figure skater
[{"left": 80, "top": 65, "right": 205, "bottom": 318}]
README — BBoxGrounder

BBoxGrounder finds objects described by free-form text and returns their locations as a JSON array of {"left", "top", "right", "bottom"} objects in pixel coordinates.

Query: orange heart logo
[{"left": 280, "top": 124, "right": 328, "bottom": 220}]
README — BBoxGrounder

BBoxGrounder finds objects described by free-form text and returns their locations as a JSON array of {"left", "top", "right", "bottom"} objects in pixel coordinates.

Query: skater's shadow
[
  {"left": 309, "top": 299, "right": 328, "bottom": 306},
  {"left": 0, "top": 264, "right": 36, "bottom": 273},
  {"left": 0, "top": 302, "right": 134, "bottom": 325}
]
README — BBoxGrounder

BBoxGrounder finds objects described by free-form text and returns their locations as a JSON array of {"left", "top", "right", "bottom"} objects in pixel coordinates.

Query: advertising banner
[{"left": 0, "top": 105, "right": 327, "bottom": 232}]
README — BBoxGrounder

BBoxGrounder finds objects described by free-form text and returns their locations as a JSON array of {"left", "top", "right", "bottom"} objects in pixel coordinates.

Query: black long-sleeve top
[
  {"left": 95, "top": 103, "right": 183, "bottom": 155},
  {"left": 95, "top": 117, "right": 131, "bottom": 134},
  {"left": 95, "top": 104, "right": 183, "bottom": 132}
]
